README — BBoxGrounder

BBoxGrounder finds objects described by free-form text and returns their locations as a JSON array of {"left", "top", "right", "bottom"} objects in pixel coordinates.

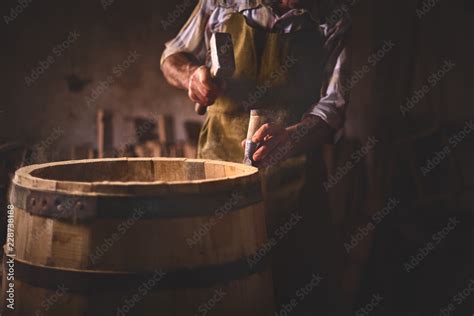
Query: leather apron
[
  {"left": 197, "top": 12, "right": 324, "bottom": 161},
  {"left": 197, "top": 12, "right": 331, "bottom": 313}
]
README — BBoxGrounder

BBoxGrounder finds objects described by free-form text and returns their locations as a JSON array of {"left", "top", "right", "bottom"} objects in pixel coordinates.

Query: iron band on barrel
[
  {"left": 9, "top": 256, "right": 268, "bottom": 293},
  {"left": 10, "top": 182, "right": 262, "bottom": 222}
]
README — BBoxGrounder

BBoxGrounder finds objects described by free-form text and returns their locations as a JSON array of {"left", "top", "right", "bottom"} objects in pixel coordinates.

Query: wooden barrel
[{"left": 2, "top": 158, "right": 274, "bottom": 316}]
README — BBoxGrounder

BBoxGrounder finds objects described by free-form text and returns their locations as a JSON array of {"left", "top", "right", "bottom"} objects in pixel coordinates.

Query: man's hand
[
  {"left": 241, "top": 116, "right": 334, "bottom": 167},
  {"left": 241, "top": 123, "right": 294, "bottom": 167},
  {"left": 161, "top": 53, "right": 221, "bottom": 107},
  {"left": 245, "top": 124, "right": 292, "bottom": 167},
  {"left": 188, "top": 66, "right": 221, "bottom": 106}
]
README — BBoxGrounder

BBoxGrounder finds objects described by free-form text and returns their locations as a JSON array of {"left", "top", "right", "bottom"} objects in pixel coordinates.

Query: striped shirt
[{"left": 161, "top": 0, "right": 350, "bottom": 130}]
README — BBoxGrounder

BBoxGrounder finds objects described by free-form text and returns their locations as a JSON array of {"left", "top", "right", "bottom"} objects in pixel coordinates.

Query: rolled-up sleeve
[
  {"left": 306, "top": 49, "right": 347, "bottom": 131},
  {"left": 160, "top": 0, "right": 214, "bottom": 65}
]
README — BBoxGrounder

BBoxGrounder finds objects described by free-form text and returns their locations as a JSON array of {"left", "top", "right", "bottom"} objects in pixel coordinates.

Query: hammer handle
[{"left": 194, "top": 103, "right": 208, "bottom": 115}]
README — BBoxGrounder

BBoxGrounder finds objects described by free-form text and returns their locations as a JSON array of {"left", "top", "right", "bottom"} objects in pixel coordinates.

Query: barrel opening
[{"left": 28, "top": 159, "right": 252, "bottom": 183}]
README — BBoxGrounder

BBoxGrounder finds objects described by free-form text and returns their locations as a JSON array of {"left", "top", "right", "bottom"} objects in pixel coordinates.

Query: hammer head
[{"left": 210, "top": 32, "right": 235, "bottom": 79}]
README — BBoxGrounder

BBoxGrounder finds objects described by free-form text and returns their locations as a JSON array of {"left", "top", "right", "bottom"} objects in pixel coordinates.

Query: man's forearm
[
  {"left": 161, "top": 53, "right": 201, "bottom": 90},
  {"left": 287, "top": 115, "right": 334, "bottom": 155}
]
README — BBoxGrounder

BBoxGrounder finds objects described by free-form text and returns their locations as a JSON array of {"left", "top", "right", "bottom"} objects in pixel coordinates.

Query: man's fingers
[
  {"left": 199, "top": 69, "right": 220, "bottom": 91},
  {"left": 195, "top": 81, "right": 218, "bottom": 104},
  {"left": 188, "top": 89, "right": 208, "bottom": 106},
  {"left": 251, "top": 124, "right": 283, "bottom": 143},
  {"left": 189, "top": 65, "right": 225, "bottom": 107},
  {"left": 193, "top": 86, "right": 211, "bottom": 105},
  {"left": 190, "top": 78, "right": 215, "bottom": 105},
  {"left": 253, "top": 136, "right": 283, "bottom": 162},
  {"left": 188, "top": 67, "right": 221, "bottom": 106}
]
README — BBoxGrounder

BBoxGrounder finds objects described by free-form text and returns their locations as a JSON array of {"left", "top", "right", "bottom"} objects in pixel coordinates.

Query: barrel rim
[{"left": 13, "top": 158, "right": 259, "bottom": 196}]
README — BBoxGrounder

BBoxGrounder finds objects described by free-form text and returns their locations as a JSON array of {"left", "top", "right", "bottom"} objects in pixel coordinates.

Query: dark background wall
[{"left": 1, "top": 0, "right": 200, "bottom": 160}]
